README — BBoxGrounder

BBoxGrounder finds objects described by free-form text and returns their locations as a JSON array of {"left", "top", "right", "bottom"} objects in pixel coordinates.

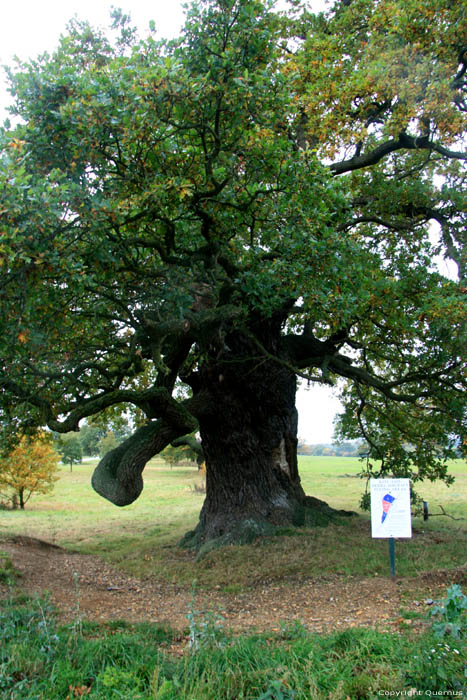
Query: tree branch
[
  {"left": 330, "top": 133, "right": 467, "bottom": 175},
  {"left": 91, "top": 391, "right": 210, "bottom": 506}
]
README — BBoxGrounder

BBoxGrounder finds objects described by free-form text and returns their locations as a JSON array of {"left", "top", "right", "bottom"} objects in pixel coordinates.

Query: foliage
[
  {"left": 258, "top": 680, "right": 297, "bottom": 700},
  {"left": 161, "top": 433, "right": 202, "bottom": 467},
  {"left": 0, "top": 0, "right": 465, "bottom": 521},
  {"left": 0, "top": 551, "right": 20, "bottom": 585},
  {"left": 97, "top": 431, "right": 119, "bottom": 458},
  {"left": 77, "top": 423, "right": 103, "bottom": 457},
  {"left": 187, "top": 585, "right": 226, "bottom": 651},
  {"left": 0, "top": 434, "right": 59, "bottom": 509},
  {"left": 88, "top": 413, "right": 132, "bottom": 444},
  {"left": 404, "top": 585, "right": 467, "bottom": 691},
  {"left": 406, "top": 639, "right": 466, "bottom": 692},
  {"left": 55, "top": 432, "right": 83, "bottom": 470},
  {"left": 161, "top": 444, "right": 194, "bottom": 466},
  {"left": 428, "top": 584, "right": 467, "bottom": 640}
]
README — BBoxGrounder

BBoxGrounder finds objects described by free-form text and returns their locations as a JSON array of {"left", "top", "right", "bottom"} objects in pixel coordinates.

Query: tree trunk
[
  {"left": 181, "top": 327, "right": 341, "bottom": 552},
  {"left": 19, "top": 489, "right": 25, "bottom": 510}
]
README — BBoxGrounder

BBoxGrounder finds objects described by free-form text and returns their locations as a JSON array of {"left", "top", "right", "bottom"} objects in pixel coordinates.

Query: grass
[
  {"left": 0, "top": 457, "right": 465, "bottom": 589},
  {"left": 0, "top": 592, "right": 465, "bottom": 699},
  {"left": 0, "top": 458, "right": 466, "bottom": 698},
  {"left": 0, "top": 550, "right": 21, "bottom": 585}
]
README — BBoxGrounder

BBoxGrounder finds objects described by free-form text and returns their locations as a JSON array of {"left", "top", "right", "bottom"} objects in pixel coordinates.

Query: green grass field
[{"left": 0, "top": 457, "right": 465, "bottom": 588}]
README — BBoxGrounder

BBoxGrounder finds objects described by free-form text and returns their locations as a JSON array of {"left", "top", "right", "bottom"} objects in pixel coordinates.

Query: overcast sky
[{"left": 0, "top": 0, "right": 351, "bottom": 444}]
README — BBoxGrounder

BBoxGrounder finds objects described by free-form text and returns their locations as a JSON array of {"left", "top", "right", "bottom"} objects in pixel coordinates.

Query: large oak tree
[{"left": 0, "top": 0, "right": 465, "bottom": 547}]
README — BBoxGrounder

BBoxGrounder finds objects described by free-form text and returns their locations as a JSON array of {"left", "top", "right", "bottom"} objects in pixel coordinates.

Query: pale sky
[{"left": 0, "top": 0, "right": 350, "bottom": 444}]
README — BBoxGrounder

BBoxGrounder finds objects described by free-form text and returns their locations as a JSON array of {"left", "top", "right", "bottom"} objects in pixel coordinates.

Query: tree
[
  {"left": 0, "top": 435, "right": 59, "bottom": 509},
  {"left": 0, "top": 0, "right": 465, "bottom": 547},
  {"left": 55, "top": 432, "right": 83, "bottom": 471},
  {"left": 161, "top": 433, "right": 204, "bottom": 467},
  {"left": 97, "top": 431, "right": 120, "bottom": 457},
  {"left": 78, "top": 422, "right": 103, "bottom": 456},
  {"left": 297, "top": 439, "right": 312, "bottom": 456}
]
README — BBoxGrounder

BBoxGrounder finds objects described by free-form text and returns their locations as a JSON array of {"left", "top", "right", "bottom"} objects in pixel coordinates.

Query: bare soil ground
[{"left": 1, "top": 536, "right": 466, "bottom": 636}]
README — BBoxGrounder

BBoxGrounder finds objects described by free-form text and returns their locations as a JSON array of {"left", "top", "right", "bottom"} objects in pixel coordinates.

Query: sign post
[
  {"left": 370, "top": 479, "right": 412, "bottom": 580},
  {"left": 389, "top": 537, "right": 396, "bottom": 580}
]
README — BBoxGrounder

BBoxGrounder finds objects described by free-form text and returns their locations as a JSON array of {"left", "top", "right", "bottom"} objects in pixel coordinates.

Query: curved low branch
[
  {"left": 91, "top": 393, "right": 209, "bottom": 506},
  {"left": 283, "top": 329, "right": 461, "bottom": 404},
  {"left": 92, "top": 419, "right": 186, "bottom": 505}
]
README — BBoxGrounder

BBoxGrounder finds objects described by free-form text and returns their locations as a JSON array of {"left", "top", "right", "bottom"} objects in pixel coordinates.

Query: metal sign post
[
  {"left": 370, "top": 478, "right": 412, "bottom": 580},
  {"left": 389, "top": 537, "right": 396, "bottom": 580}
]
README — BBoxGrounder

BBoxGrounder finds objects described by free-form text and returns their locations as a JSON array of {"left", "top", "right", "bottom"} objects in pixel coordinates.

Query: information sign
[{"left": 370, "top": 478, "right": 412, "bottom": 539}]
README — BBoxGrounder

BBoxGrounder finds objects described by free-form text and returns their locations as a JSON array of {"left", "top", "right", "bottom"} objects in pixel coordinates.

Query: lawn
[{"left": 0, "top": 456, "right": 465, "bottom": 588}]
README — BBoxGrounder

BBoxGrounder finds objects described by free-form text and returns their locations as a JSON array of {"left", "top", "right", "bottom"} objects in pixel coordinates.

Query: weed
[
  {"left": 69, "top": 571, "right": 84, "bottom": 639},
  {"left": 406, "top": 640, "right": 466, "bottom": 692},
  {"left": 258, "top": 679, "right": 297, "bottom": 700},
  {"left": 1, "top": 594, "right": 466, "bottom": 699},
  {"left": 279, "top": 619, "right": 310, "bottom": 640},
  {"left": 428, "top": 584, "right": 467, "bottom": 639},
  {"left": 401, "top": 586, "right": 467, "bottom": 694},
  {"left": 0, "top": 550, "right": 20, "bottom": 585},
  {"left": 186, "top": 582, "right": 226, "bottom": 651}
]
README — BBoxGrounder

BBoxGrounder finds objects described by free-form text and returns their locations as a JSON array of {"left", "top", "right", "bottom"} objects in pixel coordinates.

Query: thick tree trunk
[
  {"left": 181, "top": 327, "right": 341, "bottom": 552},
  {"left": 91, "top": 321, "right": 350, "bottom": 549}
]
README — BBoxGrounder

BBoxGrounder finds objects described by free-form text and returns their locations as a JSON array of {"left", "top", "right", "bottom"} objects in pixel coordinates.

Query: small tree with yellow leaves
[{"left": 0, "top": 435, "right": 59, "bottom": 509}]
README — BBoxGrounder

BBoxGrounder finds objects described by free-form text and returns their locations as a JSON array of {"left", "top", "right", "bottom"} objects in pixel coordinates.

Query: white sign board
[{"left": 370, "top": 478, "right": 412, "bottom": 538}]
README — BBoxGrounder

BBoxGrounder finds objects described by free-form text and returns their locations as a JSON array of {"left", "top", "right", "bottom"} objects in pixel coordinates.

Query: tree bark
[{"left": 181, "top": 327, "right": 342, "bottom": 551}]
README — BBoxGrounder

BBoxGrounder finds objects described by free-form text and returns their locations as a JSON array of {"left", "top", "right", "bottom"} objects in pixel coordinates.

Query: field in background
[{"left": 0, "top": 457, "right": 465, "bottom": 589}]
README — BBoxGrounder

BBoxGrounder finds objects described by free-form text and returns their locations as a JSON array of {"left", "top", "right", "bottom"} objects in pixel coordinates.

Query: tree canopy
[{"left": 0, "top": 0, "right": 465, "bottom": 543}]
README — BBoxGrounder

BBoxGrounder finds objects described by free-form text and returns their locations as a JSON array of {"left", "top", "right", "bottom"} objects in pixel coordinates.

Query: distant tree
[
  {"left": 160, "top": 444, "right": 189, "bottom": 467},
  {"left": 97, "top": 431, "right": 120, "bottom": 458},
  {"left": 0, "top": 434, "right": 59, "bottom": 509},
  {"left": 321, "top": 447, "right": 335, "bottom": 457},
  {"left": 357, "top": 442, "right": 370, "bottom": 458},
  {"left": 160, "top": 433, "right": 204, "bottom": 467},
  {"left": 78, "top": 423, "right": 103, "bottom": 457},
  {"left": 55, "top": 433, "right": 83, "bottom": 472},
  {"left": 297, "top": 439, "right": 312, "bottom": 456},
  {"left": 88, "top": 411, "right": 133, "bottom": 445},
  {"left": 333, "top": 441, "right": 360, "bottom": 457}
]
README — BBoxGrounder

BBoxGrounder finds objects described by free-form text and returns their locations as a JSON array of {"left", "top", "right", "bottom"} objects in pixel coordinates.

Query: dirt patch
[{"left": 1, "top": 537, "right": 465, "bottom": 634}]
